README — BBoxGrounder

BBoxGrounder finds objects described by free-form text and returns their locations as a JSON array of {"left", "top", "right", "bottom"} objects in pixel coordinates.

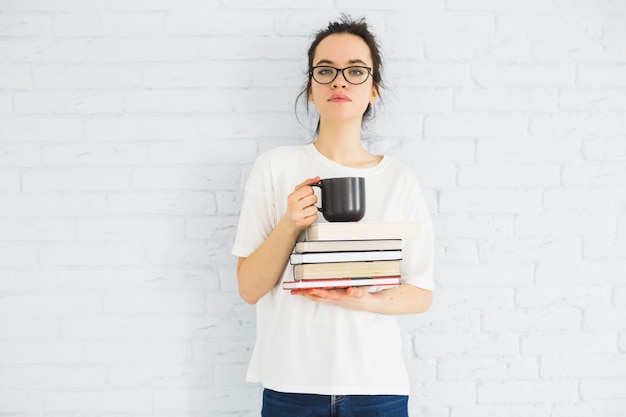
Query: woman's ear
[{"left": 369, "top": 85, "right": 380, "bottom": 104}]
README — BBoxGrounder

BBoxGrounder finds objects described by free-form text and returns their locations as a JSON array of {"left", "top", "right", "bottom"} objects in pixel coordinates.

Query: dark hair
[{"left": 296, "top": 14, "right": 384, "bottom": 134}]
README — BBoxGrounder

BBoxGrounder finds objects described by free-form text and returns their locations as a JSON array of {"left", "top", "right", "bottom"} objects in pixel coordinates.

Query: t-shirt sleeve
[
  {"left": 231, "top": 155, "right": 278, "bottom": 258},
  {"left": 399, "top": 174, "right": 435, "bottom": 291}
]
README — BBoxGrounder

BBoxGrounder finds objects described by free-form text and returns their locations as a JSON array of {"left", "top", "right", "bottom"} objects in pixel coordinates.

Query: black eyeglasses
[{"left": 310, "top": 66, "right": 373, "bottom": 85}]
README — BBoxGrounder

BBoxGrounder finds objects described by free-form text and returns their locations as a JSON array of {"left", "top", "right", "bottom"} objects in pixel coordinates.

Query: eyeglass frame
[{"left": 309, "top": 65, "right": 374, "bottom": 85}]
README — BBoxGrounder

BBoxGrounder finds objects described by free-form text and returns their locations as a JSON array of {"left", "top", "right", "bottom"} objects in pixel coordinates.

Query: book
[
  {"left": 293, "top": 260, "right": 400, "bottom": 280},
  {"left": 290, "top": 249, "right": 402, "bottom": 265},
  {"left": 305, "top": 222, "right": 421, "bottom": 241},
  {"left": 294, "top": 239, "right": 402, "bottom": 253},
  {"left": 282, "top": 276, "right": 401, "bottom": 290}
]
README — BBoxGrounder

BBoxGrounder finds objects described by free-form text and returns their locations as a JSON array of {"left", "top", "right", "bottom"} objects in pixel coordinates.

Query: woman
[{"left": 232, "top": 15, "right": 434, "bottom": 417}]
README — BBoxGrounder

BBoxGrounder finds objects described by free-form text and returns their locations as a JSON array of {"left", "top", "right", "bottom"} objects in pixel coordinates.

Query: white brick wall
[{"left": 0, "top": 1, "right": 625, "bottom": 416}]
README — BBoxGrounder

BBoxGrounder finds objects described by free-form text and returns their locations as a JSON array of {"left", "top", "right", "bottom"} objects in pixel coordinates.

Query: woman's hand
[
  {"left": 291, "top": 284, "right": 433, "bottom": 315},
  {"left": 285, "top": 176, "right": 321, "bottom": 231}
]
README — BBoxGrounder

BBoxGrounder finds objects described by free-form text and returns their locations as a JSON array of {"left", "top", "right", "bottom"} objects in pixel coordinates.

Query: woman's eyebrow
[{"left": 314, "top": 59, "right": 369, "bottom": 66}]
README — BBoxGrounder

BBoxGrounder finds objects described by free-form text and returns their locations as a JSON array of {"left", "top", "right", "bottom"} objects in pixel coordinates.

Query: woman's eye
[
  {"left": 349, "top": 68, "right": 364, "bottom": 76},
  {"left": 317, "top": 68, "right": 333, "bottom": 75}
]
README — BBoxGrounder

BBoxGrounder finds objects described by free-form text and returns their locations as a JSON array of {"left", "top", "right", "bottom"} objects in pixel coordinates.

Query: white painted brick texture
[{"left": 0, "top": 1, "right": 625, "bottom": 416}]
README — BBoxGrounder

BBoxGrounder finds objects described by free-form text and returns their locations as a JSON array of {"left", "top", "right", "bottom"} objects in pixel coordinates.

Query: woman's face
[{"left": 308, "top": 33, "right": 379, "bottom": 126}]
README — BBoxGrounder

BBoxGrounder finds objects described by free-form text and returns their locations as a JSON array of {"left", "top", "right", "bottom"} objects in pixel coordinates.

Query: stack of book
[{"left": 282, "top": 222, "right": 421, "bottom": 290}]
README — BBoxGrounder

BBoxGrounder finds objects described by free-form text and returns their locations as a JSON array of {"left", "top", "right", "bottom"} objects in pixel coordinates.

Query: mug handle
[{"left": 310, "top": 182, "right": 323, "bottom": 213}]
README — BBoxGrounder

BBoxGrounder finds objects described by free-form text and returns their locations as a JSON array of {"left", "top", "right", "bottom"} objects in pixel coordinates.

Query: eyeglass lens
[{"left": 311, "top": 66, "right": 371, "bottom": 85}]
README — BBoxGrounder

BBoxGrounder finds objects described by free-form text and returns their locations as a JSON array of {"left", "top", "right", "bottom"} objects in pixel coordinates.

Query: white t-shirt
[{"left": 232, "top": 143, "right": 434, "bottom": 395}]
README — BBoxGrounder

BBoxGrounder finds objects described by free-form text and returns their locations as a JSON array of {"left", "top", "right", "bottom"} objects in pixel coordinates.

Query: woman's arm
[
  {"left": 237, "top": 177, "right": 321, "bottom": 305},
  {"left": 292, "top": 283, "right": 433, "bottom": 315}
]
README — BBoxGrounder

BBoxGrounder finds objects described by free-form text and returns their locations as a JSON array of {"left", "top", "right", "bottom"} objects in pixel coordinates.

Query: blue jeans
[{"left": 261, "top": 388, "right": 408, "bottom": 417}]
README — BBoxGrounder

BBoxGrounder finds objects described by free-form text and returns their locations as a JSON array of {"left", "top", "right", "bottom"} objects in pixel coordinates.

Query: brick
[
  {"left": 41, "top": 142, "right": 148, "bottom": 166},
  {"left": 388, "top": 12, "right": 493, "bottom": 37},
  {"left": 537, "top": 261, "right": 626, "bottom": 285},
  {"left": 0, "top": 167, "right": 20, "bottom": 192},
  {"left": 480, "top": 238, "right": 582, "bottom": 262},
  {"left": 426, "top": 38, "right": 531, "bottom": 62},
  {"left": 435, "top": 287, "right": 514, "bottom": 310},
  {"left": 447, "top": 0, "right": 552, "bottom": 12},
  {"left": 497, "top": 14, "right": 603, "bottom": 40},
  {"left": 0, "top": 318, "right": 60, "bottom": 339},
  {"left": 581, "top": 378, "right": 626, "bottom": 401},
  {"left": 583, "top": 308, "right": 626, "bottom": 331},
  {"left": 436, "top": 262, "right": 534, "bottom": 287},
  {"left": 477, "top": 138, "right": 581, "bottom": 164},
  {"left": 425, "top": 113, "right": 528, "bottom": 137},
  {"left": 33, "top": 64, "right": 143, "bottom": 89},
  {"left": 473, "top": 64, "right": 574, "bottom": 87},
  {"left": 515, "top": 213, "right": 616, "bottom": 237},
  {"left": 85, "top": 340, "right": 193, "bottom": 363},
  {"left": 456, "top": 88, "right": 557, "bottom": 112},
  {"left": 435, "top": 238, "right": 479, "bottom": 263},
  {"left": 0, "top": 13, "right": 53, "bottom": 37},
  {"left": 0, "top": 93, "right": 12, "bottom": 113},
  {"left": 440, "top": 189, "right": 543, "bottom": 213},
  {"left": 393, "top": 62, "right": 472, "bottom": 87},
  {"left": 459, "top": 164, "right": 560, "bottom": 187},
  {"left": 15, "top": 91, "right": 125, "bottom": 114},
  {"left": 76, "top": 217, "right": 184, "bottom": 242},
  {"left": 517, "top": 285, "right": 609, "bottom": 308},
  {"left": 553, "top": 400, "right": 626, "bottom": 417},
  {"left": 410, "top": 381, "right": 475, "bottom": 406},
  {"left": 132, "top": 166, "right": 240, "bottom": 191},
  {"left": 583, "top": 139, "right": 626, "bottom": 161},
  {"left": 560, "top": 89, "right": 626, "bottom": 111},
  {"left": 0, "top": 243, "right": 38, "bottom": 267},
  {"left": 451, "top": 404, "right": 552, "bottom": 417},
  {"left": 544, "top": 188, "right": 625, "bottom": 211},
  {"left": 585, "top": 237, "right": 626, "bottom": 259},
  {"left": 414, "top": 333, "right": 519, "bottom": 358},
  {"left": 0, "top": 193, "right": 108, "bottom": 217},
  {"left": 0, "top": 390, "right": 42, "bottom": 412},
  {"left": 107, "top": 191, "right": 216, "bottom": 216},
  {"left": 0, "top": 143, "right": 41, "bottom": 166},
  {"left": 108, "top": 363, "right": 211, "bottom": 388},
  {"left": 149, "top": 140, "right": 258, "bottom": 165},
  {"left": 0, "top": 0, "right": 107, "bottom": 11},
  {"left": 165, "top": 11, "right": 275, "bottom": 36},
  {"left": 103, "top": 291, "right": 204, "bottom": 314},
  {"left": 554, "top": 0, "right": 626, "bottom": 12},
  {"left": 438, "top": 356, "right": 538, "bottom": 381},
  {"left": 43, "top": 390, "right": 152, "bottom": 412},
  {"left": 563, "top": 163, "right": 626, "bottom": 186},
  {"left": 482, "top": 307, "right": 582, "bottom": 332},
  {"left": 521, "top": 331, "right": 618, "bottom": 355},
  {"left": 0, "top": 64, "right": 32, "bottom": 89},
  {"left": 540, "top": 353, "right": 626, "bottom": 379},
  {"left": 144, "top": 62, "right": 254, "bottom": 89},
  {"left": 532, "top": 112, "right": 626, "bottom": 136},
  {"left": 53, "top": 12, "right": 164, "bottom": 37},
  {"left": 534, "top": 39, "right": 626, "bottom": 63},
  {"left": 0, "top": 341, "right": 84, "bottom": 364},
  {"left": 477, "top": 380, "right": 578, "bottom": 404},
  {"left": 0, "top": 365, "right": 106, "bottom": 388},
  {"left": 0, "top": 293, "right": 102, "bottom": 317},
  {"left": 152, "top": 387, "right": 258, "bottom": 412},
  {"left": 22, "top": 167, "right": 132, "bottom": 192},
  {"left": 433, "top": 214, "right": 514, "bottom": 238},
  {"left": 0, "top": 117, "right": 83, "bottom": 141},
  {"left": 39, "top": 243, "right": 146, "bottom": 266}
]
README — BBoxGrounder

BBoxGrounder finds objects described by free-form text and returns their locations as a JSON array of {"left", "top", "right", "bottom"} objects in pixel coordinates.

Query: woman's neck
[{"left": 314, "top": 121, "right": 382, "bottom": 168}]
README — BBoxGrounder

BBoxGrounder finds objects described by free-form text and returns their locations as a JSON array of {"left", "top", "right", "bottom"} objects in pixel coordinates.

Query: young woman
[{"left": 232, "top": 15, "right": 434, "bottom": 417}]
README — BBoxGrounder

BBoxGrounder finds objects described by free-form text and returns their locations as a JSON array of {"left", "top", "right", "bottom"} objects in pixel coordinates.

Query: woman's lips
[{"left": 328, "top": 94, "right": 351, "bottom": 102}]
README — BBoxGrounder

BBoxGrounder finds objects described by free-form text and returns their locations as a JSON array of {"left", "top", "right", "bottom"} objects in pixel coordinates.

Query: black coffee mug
[{"left": 311, "top": 177, "right": 366, "bottom": 222}]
